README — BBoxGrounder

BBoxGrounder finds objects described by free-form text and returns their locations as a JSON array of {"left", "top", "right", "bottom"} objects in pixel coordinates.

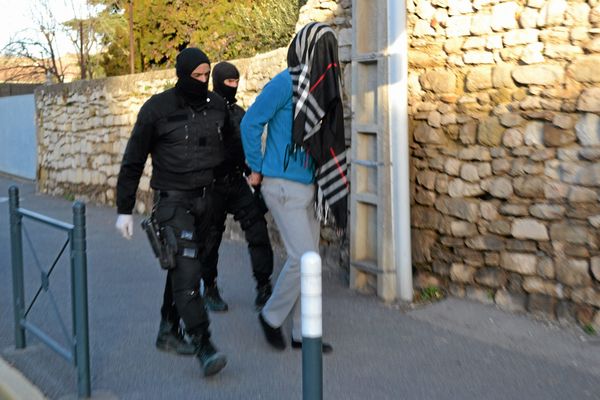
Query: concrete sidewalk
[{"left": 1, "top": 175, "right": 599, "bottom": 400}]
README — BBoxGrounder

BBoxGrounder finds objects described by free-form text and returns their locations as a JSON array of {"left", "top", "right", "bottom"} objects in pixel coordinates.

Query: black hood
[
  {"left": 212, "top": 61, "right": 239, "bottom": 104},
  {"left": 175, "top": 47, "right": 210, "bottom": 107}
]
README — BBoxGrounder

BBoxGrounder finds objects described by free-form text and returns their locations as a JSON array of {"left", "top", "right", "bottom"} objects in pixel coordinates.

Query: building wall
[
  {"left": 406, "top": 0, "right": 600, "bottom": 328},
  {"left": 0, "top": 94, "right": 36, "bottom": 179}
]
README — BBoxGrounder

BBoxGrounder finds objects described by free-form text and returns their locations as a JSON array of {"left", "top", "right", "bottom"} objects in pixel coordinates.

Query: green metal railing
[{"left": 8, "top": 186, "right": 91, "bottom": 398}]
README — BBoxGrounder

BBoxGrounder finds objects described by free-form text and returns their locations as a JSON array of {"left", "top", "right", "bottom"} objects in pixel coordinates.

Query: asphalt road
[{"left": 1, "top": 175, "right": 599, "bottom": 400}]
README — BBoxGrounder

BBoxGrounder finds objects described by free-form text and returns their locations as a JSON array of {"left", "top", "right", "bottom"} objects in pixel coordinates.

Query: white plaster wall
[{"left": 0, "top": 94, "right": 36, "bottom": 179}]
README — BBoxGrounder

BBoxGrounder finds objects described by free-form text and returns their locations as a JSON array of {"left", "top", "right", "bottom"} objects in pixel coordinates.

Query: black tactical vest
[{"left": 150, "top": 94, "right": 227, "bottom": 189}]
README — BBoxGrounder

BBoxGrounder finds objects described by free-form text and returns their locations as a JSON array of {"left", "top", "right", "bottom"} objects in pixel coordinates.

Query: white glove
[{"left": 116, "top": 214, "right": 134, "bottom": 240}]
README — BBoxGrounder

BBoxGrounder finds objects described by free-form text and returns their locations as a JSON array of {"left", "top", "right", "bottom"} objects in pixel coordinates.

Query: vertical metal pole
[
  {"left": 70, "top": 229, "right": 77, "bottom": 358},
  {"left": 388, "top": 0, "right": 413, "bottom": 302},
  {"left": 9, "top": 186, "right": 26, "bottom": 349},
  {"left": 72, "top": 201, "right": 91, "bottom": 398},
  {"left": 301, "top": 251, "right": 322, "bottom": 400}
]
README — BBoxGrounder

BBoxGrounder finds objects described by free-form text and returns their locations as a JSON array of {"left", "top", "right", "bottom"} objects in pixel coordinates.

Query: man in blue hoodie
[{"left": 241, "top": 23, "right": 345, "bottom": 354}]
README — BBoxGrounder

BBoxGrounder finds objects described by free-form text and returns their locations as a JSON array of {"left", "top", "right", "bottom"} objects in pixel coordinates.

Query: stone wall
[{"left": 407, "top": 0, "right": 600, "bottom": 329}]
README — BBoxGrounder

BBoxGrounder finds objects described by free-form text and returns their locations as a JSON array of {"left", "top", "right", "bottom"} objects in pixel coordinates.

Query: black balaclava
[
  {"left": 175, "top": 47, "right": 210, "bottom": 107},
  {"left": 212, "top": 61, "right": 239, "bottom": 104}
]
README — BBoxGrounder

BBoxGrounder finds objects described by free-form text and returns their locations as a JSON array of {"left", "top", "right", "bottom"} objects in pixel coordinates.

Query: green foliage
[
  {"left": 417, "top": 286, "right": 444, "bottom": 302},
  {"left": 583, "top": 324, "right": 596, "bottom": 335},
  {"left": 91, "top": 0, "right": 299, "bottom": 76}
]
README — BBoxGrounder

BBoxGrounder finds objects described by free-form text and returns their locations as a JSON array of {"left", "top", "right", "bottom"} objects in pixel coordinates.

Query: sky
[{"left": 0, "top": 0, "right": 93, "bottom": 55}]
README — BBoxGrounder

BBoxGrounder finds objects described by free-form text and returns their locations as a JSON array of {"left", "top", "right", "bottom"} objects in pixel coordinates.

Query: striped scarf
[{"left": 287, "top": 22, "right": 349, "bottom": 229}]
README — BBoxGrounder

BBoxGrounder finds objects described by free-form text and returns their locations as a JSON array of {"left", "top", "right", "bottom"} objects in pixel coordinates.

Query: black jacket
[
  {"left": 116, "top": 88, "right": 232, "bottom": 214},
  {"left": 214, "top": 102, "right": 247, "bottom": 177}
]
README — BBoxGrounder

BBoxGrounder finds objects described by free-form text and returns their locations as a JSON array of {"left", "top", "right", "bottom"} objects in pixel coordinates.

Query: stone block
[
  {"left": 577, "top": 88, "right": 600, "bottom": 113},
  {"left": 464, "top": 51, "right": 495, "bottom": 64},
  {"left": 556, "top": 301, "right": 577, "bottom": 326},
  {"left": 512, "top": 65, "right": 564, "bottom": 85},
  {"left": 527, "top": 293, "right": 557, "bottom": 319},
  {"left": 501, "top": 252, "right": 537, "bottom": 275},
  {"left": 435, "top": 197, "right": 481, "bottom": 222},
  {"left": 520, "top": 7, "right": 539, "bottom": 28},
  {"left": 513, "top": 176, "right": 545, "bottom": 198},
  {"left": 481, "top": 177, "right": 513, "bottom": 199},
  {"left": 503, "top": 29, "right": 540, "bottom": 45},
  {"left": 568, "top": 186, "right": 597, "bottom": 203},
  {"left": 495, "top": 289, "right": 527, "bottom": 312},
  {"left": 529, "top": 204, "right": 565, "bottom": 220},
  {"left": 523, "top": 277, "right": 563, "bottom": 298},
  {"left": 567, "top": 56, "right": 600, "bottom": 83},
  {"left": 506, "top": 239, "right": 537, "bottom": 252},
  {"left": 465, "top": 234, "right": 505, "bottom": 251},
  {"left": 477, "top": 116, "right": 504, "bottom": 146},
  {"left": 511, "top": 218, "right": 549, "bottom": 241},
  {"left": 412, "top": 229, "right": 438, "bottom": 263},
  {"left": 414, "top": 123, "right": 447, "bottom": 144},
  {"left": 556, "top": 259, "right": 592, "bottom": 287},
  {"left": 412, "top": 206, "right": 443, "bottom": 230},
  {"left": 571, "top": 287, "right": 600, "bottom": 308},
  {"left": 491, "top": 2, "right": 519, "bottom": 31},
  {"left": 446, "top": 15, "right": 472, "bottom": 36},
  {"left": 487, "top": 220, "right": 512, "bottom": 236},
  {"left": 591, "top": 257, "right": 600, "bottom": 282},
  {"left": 549, "top": 222, "right": 590, "bottom": 245},
  {"left": 450, "top": 262, "right": 476, "bottom": 283},
  {"left": 537, "top": 0, "right": 568, "bottom": 27},
  {"left": 466, "top": 287, "right": 495, "bottom": 304},
  {"left": 419, "top": 70, "right": 457, "bottom": 93},
  {"left": 466, "top": 67, "right": 493, "bottom": 92},
  {"left": 448, "top": 179, "right": 485, "bottom": 197},
  {"left": 450, "top": 220, "right": 479, "bottom": 237},
  {"left": 543, "top": 124, "right": 576, "bottom": 147},
  {"left": 475, "top": 267, "right": 507, "bottom": 288}
]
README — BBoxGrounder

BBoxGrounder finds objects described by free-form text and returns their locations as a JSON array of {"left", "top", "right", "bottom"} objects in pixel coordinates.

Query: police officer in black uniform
[
  {"left": 201, "top": 61, "right": 274, "bottom": 312},
  {"left": 115, "top": 47, "right": 228, "bottom": 377}
]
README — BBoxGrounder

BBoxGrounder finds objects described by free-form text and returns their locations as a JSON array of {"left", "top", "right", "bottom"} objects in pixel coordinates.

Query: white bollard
[{"left": 301, "top": 251, "right": 322, "bottom": 400}]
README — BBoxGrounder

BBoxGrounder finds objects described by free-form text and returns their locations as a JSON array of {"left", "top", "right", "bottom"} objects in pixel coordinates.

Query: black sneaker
[
  {"left": 204, "top": 285, "right": 229, "bottom": 312},
  {"left": 258, "top": 312, "right": 286, "bottom": 350},
  {"left": 195, "top": 338, "right": 227, "bottom": 377},
  {"left": 155, "top": 319, "right": 196, "bottom": 356},
  {"left": 255, "top": 283, "right": 272, "bottom": 311}
]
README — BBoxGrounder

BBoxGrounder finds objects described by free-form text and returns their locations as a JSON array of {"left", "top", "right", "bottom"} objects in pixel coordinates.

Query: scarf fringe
[{"left": 315, "top": 186, "right": 332, "bottom": 225}]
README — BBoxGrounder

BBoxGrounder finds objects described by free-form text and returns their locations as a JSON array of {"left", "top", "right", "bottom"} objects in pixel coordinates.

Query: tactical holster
[{"left": 141, "top": 217, "right": 177, "bottom": 270}]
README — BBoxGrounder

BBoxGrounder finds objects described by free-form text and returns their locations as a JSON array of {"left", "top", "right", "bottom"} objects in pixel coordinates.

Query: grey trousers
[{"left": 260, "top": 177, "right": 320, "bottom": 341}]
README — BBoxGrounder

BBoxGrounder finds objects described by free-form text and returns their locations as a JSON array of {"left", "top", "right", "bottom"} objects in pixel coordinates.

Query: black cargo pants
[
  {"left": 155, "top": 188, "right": 214, "bottom": 338},
  {"left": 202, "top": 173, "right": 273, "bottom": 289}
]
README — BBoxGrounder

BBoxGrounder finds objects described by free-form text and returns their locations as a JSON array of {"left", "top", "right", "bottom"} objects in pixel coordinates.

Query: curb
[{"left": 0, "top": 356, "right": 46, "bottom": 400}]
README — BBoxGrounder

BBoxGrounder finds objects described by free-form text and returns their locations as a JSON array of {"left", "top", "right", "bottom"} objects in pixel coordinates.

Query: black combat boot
[
  {"left": 192, "top": 335, "right": 227, "bottom": 377},
  {"left": 254, "top": 282, "right": 272, "bottom": 311},
  {"left": 155, "top": 319, "right": 196, "bottom": 356},
  {"left": 204, "top": 283, "right": 229, "bottom": 312}
]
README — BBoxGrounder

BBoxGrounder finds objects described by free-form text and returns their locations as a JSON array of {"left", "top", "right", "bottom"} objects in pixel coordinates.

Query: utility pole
[
  {"left": 128, "top": 0, "right": 135, "bottom": 74},
  {"left": 79, "top": 20, "right": 86, "bottom": 80}
]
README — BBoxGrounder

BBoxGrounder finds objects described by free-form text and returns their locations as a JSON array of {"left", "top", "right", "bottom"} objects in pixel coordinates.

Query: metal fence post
[
  {"left": 9, "top": 186, "right": 26, "bottom": 349},
  {"left": 301, "top": 251, "right": 323, "bottom": 400},
  {"left": 72, "top": 201, "right": 91, "bottom": 398}
]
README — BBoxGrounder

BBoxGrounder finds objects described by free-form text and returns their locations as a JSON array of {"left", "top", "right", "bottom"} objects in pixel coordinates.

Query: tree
[
  {"left": 91, "top": 0, "right": 300, "bottom": 76},
  {"left": 1, "top": 0, "right": 107, "bottom": 83},
  {"left": 0, "top": 0, "right": 67, "bottom": 83},
  {"left": 63, "top": 0, "right": 106, "bottom": 79}
]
